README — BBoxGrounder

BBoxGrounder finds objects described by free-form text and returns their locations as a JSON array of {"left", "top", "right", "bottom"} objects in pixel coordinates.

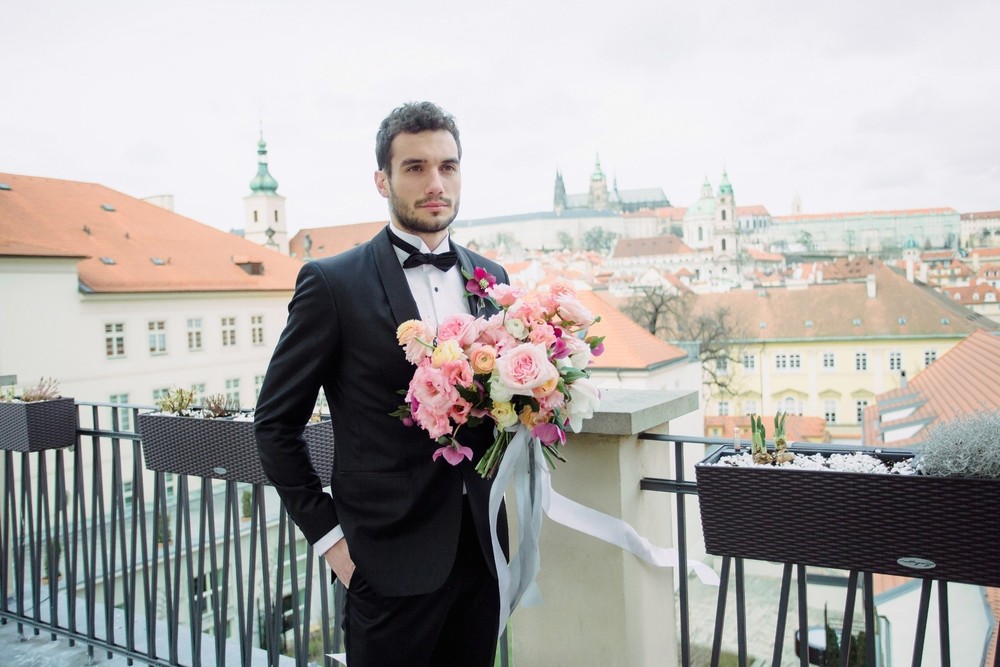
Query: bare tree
[{"left": 623, "top": 285, "right": 745, "bottom": 396}]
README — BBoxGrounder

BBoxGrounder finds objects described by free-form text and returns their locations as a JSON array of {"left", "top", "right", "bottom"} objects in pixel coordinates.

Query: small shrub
[
  {"left": 203, "top": 393, "right": 241, "bottom": 418},
  {"left": 20, "top": 377, "right": 62, "bottom": 402},
  {"left": 156, "top": 387, "right": 196, "bottom": 414},
  {"left": 915, "top": 409, "right": 1000, "bottom": 478}
]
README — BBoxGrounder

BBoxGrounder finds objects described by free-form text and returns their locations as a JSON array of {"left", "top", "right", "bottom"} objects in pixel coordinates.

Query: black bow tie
[{"left": 388, "top": 229, "right": 458, "bottom": 271}]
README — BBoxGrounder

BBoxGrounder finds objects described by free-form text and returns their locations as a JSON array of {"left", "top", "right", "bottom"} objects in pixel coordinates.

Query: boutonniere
[{"left": 462, "top": 266, "right": 499, "bottom": 313}]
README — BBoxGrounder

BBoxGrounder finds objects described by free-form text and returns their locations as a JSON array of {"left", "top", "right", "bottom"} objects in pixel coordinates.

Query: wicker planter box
[
  {"left": 695, "top": 444, "right": 1000, "bottom": 588},
  {"left": 137, "top": 413, "right": 334, "bottom": 485},
  {"left": 0, "top": 397, "right": 77, "bottom": 452}
]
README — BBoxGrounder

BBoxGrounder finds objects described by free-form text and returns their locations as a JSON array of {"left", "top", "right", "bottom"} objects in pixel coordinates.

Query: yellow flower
[
  {"left": 491, "top": 401, "right": 518, "bottom": 429},
  {"left": 431, "top": 339, "right": 464, "bottom": 367}
]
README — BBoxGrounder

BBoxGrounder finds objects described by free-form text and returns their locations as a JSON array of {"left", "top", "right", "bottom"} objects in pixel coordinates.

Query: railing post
[{"left": 509, "top": 389, "right": 698, "bottom": 666}]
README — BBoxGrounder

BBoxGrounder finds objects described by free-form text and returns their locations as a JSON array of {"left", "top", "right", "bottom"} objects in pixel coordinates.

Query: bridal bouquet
[{"left": 393, "top": 270, "right": 605, "bottom": 478}]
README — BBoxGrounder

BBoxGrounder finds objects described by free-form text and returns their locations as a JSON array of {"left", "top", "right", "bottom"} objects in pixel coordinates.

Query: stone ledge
[{"left": 579, "top": 388, "right": 698, "bottom": 436}]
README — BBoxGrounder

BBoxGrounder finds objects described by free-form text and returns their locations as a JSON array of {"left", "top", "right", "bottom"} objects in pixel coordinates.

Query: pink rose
[
  {"left": 556, "top": 294, "right": 595, "bottom": 329},
  {"left": 494, "top": 342, "right": 559, "bottom": 397},
  {"left": 488, "top": 283, "right": 524, "bottom": 308},
  {"left": 438, "top": 313, "right": 480, "bottom": 348}
]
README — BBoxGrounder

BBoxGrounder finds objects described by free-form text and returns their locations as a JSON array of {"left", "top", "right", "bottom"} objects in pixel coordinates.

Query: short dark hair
[{"left": 375, "top": 101, "right": 461, "bottom": 173}]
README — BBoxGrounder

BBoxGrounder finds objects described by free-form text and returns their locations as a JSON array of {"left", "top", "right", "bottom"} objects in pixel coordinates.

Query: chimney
[
  {"left": 900, "top": 370, "right": 908, "bottom": 388},
  {"left": 866, "top": 273, "right": 877, "bottom": 298},
  {"left": 906, "top": 258, "right": 914, "bottom": 282},
  {"left": 919, "top": 263, "right": 928, "bottom": 283}
]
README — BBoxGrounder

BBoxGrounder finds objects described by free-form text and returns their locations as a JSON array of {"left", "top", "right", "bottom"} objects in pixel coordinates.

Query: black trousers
[{"left": 343, "top": 498, "right": 501, "bottom": 667}]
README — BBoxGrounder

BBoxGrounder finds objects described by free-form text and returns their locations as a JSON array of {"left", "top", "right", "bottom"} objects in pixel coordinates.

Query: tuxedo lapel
[{"left": 373, "top": 226, "right": 421, "bottom": 326}]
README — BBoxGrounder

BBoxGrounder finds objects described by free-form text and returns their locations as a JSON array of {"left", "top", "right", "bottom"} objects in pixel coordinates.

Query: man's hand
[{"left": 324, "top": 538, "right": 356, "bottom": 588}]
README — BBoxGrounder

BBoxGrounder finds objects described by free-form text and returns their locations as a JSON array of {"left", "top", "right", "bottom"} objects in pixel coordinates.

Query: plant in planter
[
  {"left": 0, "top": 377, "right": 76, "bottom": 452},
  {"left": 241, "top": 488, "right": 253, "bottom": 521},
  {"left": 695, "top": 410, "right": 1000, "bottom": 587},
  {"left": 137, "top": 387, "right": 334, "bottom": 485}
]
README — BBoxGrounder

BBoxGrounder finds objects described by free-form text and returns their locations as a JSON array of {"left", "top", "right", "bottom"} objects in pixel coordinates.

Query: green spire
[
  {"left": 591, "top": 154, "right": 605, "bottom": 181},
  {"left": 249, "top": 131, "right": 279, "bottom": 194},
  {"left": 718, "top": 169, "right": 734, "bottom": 197}
]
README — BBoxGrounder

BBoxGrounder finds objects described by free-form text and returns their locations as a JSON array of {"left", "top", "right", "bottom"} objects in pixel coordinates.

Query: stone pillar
[{"left": 509, "top": 389, "right": 699, "bottom": 666}]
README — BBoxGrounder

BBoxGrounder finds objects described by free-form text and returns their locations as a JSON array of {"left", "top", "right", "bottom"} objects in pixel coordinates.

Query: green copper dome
[
  {"left": 718, "top": 169, "right": 734, "bottom": 197},
  {"left": 249, "top": 133, "right": 279, "bottom": 194}
]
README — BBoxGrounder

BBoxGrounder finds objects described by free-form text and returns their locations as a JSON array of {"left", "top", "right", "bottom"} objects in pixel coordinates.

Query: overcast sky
[{"left": 3, "top": 1, "right": 998, "bottom": 235}]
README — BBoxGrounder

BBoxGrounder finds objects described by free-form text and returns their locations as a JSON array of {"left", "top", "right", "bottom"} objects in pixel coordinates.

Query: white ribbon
[{"left": 488, "top": 425, "right": 720, "bottom": 639}]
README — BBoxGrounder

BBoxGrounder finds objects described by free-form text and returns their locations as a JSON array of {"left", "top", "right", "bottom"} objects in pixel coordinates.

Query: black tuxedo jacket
[{"left": 255, "top": 226, "right": 509, "bottom": 598}]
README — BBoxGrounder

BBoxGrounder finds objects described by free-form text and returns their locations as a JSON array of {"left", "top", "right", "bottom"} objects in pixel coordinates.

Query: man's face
[{"left": 375, "top": 129, "right": 461, "bottom": 235}]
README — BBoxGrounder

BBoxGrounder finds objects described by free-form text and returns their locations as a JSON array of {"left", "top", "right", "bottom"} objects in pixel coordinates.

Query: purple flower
[
  {"left": 532, "top": 422, "right": 566, "bottom": 446},
  {"left": 432, "top": 443, "right": 474, "bottom": 465},
  {"left": 464, "top": 266, "right": 497, "bottom": 299}
]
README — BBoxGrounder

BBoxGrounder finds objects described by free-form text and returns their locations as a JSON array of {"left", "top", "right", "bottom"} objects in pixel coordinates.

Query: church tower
[
  {"left": 243, "top": 131, "right": 289, "bottom": 255},
  {"left": 587, "top": 155, "right": 610, "bottom": 211},
  {"left": 715, "top": 169, "right": 738, "bottom": 259},
  {"left": 553, "top": 170, "right": 567, "bottom": 213}
]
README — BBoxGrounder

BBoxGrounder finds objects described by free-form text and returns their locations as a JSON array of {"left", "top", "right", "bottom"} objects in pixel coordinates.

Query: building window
[
  {"left": 222, "top": 317, "right": 237, "bottom": 347},
  {"left": 255, "top": 375, "right": 265, "bottom": 401},
  {"left": 718, "top": 400, "right": 730, "bottom": 416},
  {"left": 253, "top": 210, "right": 258, "bottom": 223},
  {"left": 109, "top": 393, "right": 131, "bottom": 431},
  {"left": 822, "top": 352, "right": 835, "bottom": 369},
  {"left": 855, "top": 352, "right": 868, "bottom": 371},
  {"left": 187, "top": 318, "right": 203, "bottom": 351},
  {"left": 251, "top": 315, "right": 265, "bottom": 346},
  {"left": 823, "top": 400, "right": 838, "bottom": 423},
  {"left": 225, "top": 378, "right": 240, "bottom": 404},
  {"left": 105, "top": 323, "right": 125, "bottom": 359},
  {"left": 889, "top": 351, "right": 902, "bottom": 371},
  {"left": 152, "top": 388, "right": 170, "bottom": 403},
  {"left": 274, "top": 210, "right": 279, "bottom": 223},
  {"left": 742, "top": 353, "right": 756, "bottom": 370},
  {"left": 780, "top": 397, "right": 803, "bottom": 416},
  {"left": 924, "top": 350, "right": 937, "bottom": 367},
  {"left": 148, "top": 321, "right": 167, "bottom": 355},
  {"left": 742, "top": 400, "right": 758, "bottom": 415},
  {"left": 856, "top": 399, "right": 869, "bottom": 423},
  {"left": 775, "top": 354, "right": 787, "bottom": 370},
  {"left": 789, "top": 354, "right": 801, "bottom": 369},
  {"left": 191, "top": 383, "right": 206, "bottom": 403},
  {"left": 716, "top": 356, "right": 729, "bottom": 373}
]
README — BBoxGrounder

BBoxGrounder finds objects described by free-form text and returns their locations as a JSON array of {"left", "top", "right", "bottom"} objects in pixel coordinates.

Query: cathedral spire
[{"left": 249, "top": 130, "right": 279, "bottom": 194}]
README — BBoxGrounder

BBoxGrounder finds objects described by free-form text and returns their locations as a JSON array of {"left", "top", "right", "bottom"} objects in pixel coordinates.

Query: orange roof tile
[
  {"left": 746, "top": 247, "right": 785, "bottom": 262},
  {"left": 735, "top": 205, "right": 771, "bottom": 216},
  {"left": 961, "top": 210, "right": 1000, "bottom": 220},
  {"left": 693, "top": 262, "right": 1000, "bottom": 341},
  {"left": 611, "top": 234, "right": 693, "bottom": 259},
  {"left": 573, "top": 290, "right": 689, "bottom": 371},
  {"left": 0, "top": 173, "right": 303, "bottom": 293},
  {"left": 288, "top": 221, "right": 387, "bottom": 260},
  {"left": 863, "top": 329, "right": 1000, "bottom": 446}
]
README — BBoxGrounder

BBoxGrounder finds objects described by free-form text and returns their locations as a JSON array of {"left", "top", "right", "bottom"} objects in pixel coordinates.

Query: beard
[{"left": 388, "top": 188, "right": 460, "bottom": 235}]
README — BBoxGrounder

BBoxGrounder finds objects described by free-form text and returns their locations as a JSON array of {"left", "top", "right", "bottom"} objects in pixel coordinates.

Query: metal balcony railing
[{"left": 0, "top": 403, "right": 996, "bottom": 666}]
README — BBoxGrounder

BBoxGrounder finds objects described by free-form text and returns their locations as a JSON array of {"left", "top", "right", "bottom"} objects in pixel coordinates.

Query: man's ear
[{"left": 374, "top": 170, "right": 390, "bottom": 198}]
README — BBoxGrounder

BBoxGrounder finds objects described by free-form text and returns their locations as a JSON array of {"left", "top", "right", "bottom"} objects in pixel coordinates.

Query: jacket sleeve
[{"left": 255, "top": 261, "right": 340, "bottom": 543}]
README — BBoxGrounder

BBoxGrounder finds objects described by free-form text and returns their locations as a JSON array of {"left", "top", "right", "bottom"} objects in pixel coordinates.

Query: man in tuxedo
[{"left": 255, "top": 101, "right": 508, "bottom": 666}]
